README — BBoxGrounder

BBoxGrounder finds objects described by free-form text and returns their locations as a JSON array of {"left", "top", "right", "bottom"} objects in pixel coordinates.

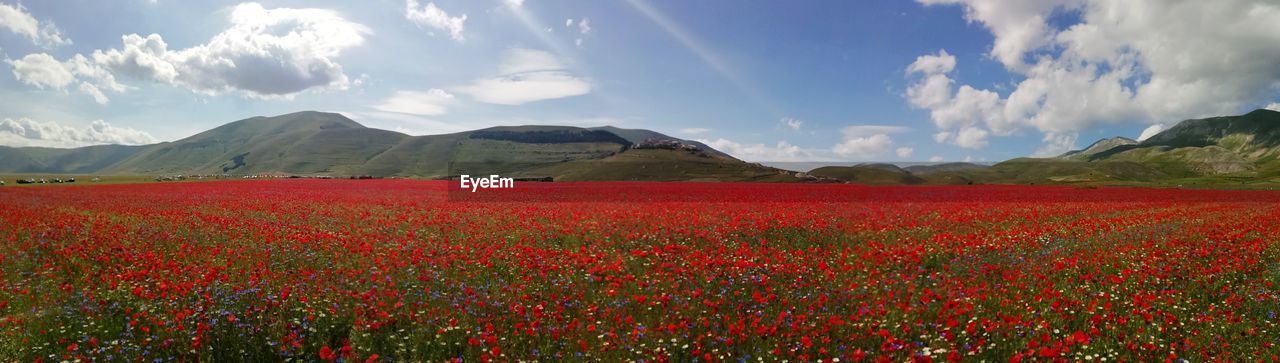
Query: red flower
[{"left": 319, "top": 346, "right": 336, "bottom": 361}]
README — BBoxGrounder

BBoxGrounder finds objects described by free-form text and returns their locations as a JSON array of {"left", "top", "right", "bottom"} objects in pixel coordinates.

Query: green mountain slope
[
  {"left": 0, "top": 144, "right": 146, "bottom": 173},
  {"left": 104, "top": 111, "right": 409, "bottom": 174},
  {"left": 1087, "top": 109, "right": 1280, "bottom": 177},
  {"left": 808, "top": 164, "right": 927, "bottom": 185},
  {"left": 0, "top": 111, "right": 792, "bottom": 182},
  {"left": 1059, "top": 137, "right": 1137, "bottom": 160},
  {"left": 589, "top": 126, "right": 731, "bottom": 158}
]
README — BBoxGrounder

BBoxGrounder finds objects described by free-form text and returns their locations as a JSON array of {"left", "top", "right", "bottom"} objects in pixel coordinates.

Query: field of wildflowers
[{"left": 3, "top": 180, "right": 1280, "bottom": 361}]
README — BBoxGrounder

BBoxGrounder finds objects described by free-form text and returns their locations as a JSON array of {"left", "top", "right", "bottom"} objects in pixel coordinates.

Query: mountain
[
  {"left": 0, "top": 111, "right": 800, "bottom": 182},
  {"left": 588, "top": 126, "right": 731, "bottom": 158},
  {"left": 903, "top": 162, "right": 993, "bottom": 185},
  {"left": 985, "top": 158, "right": 1170, "bottom": 183},
  {"left": 903, "top": 162, "right": 990, "bottom": 175},
  {"left": 105, "top": 111, "right": 407, "bottom": 175},
  {"left": 0, "top": 144, "right": 147, "bottom": 173},
  {"left": 1058, "top": 136, "right": 1137, "bottom": 159},
  {"left": 1085, "top": 109, "right": 1280, "bottom": 177},
  {"left": 7, "top": 109, "right": 1280, "bottom": 186},
  {"left": 808, "top": 163, "right": 927, "bottom": 185},
  {"left": 805, "top": 109, "right": 1280, "bottom": 186},
  {"left": 963, "top": 109, "right": 1280, "bottom": 185}
]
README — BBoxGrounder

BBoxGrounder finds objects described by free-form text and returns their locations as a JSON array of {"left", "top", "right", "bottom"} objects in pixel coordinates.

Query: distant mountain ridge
[
  {"left": 1059, "top": 136, "right": 1137, "bottom": 159},
  {"left": 795, "top": 109, "right": 1280, "bottom": 186},
  {"left": 0, "top": 111, "right": 801, "bottom": 182},
  {"left": 5, "top": 109, "right": 1280, "bottom": 186},
  {"left": 991, "top": 108, "right": 1280, "bottom": 184},
  {"left": 1078, "top": 109, "right": 1280, "bottom": 176}
]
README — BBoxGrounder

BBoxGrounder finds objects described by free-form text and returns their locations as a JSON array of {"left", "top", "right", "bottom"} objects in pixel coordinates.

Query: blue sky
[{"left": 2, "top": 0, "right": 1279, "bottom": 162}]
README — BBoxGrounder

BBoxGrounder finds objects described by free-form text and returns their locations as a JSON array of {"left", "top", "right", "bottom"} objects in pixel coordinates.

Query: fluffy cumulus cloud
[
  {"left": 0, "top": 2, "right": 70, "bottom": 48},
  {"left": 698, "top": 138, "right": 814, "bottom": 162},
  {"left": 456, "top": 48, "right": 591, "bottom": 105},
  {"left": 373, "top": 89, "right": 455, "bottom": 116},
  {"left": 832, "top": 125, "right": 909, "bottom": 159},
  {"left": 909, "top": 0, "right": 1280, "bottom": 153},
  {"left": 1267, "top": 103, "right": 1280, "bottom": 112},
  {"left": 0, "top": 118, "right": 155, "bottom": 148},
  {"left": 7, "top": 53, "right": 126, "bottom": 103},
  {"left": 6, "top": 53, "right": 73, "bottom": 89},
  {"left": 8, "top": 3, "right": 369, "bottom": 101},
  {"left": 896, "top": 147, "right": 914, "bottom": 158},
  {"left": 405, "top": 0, "right": 466, "bottom": 42}
]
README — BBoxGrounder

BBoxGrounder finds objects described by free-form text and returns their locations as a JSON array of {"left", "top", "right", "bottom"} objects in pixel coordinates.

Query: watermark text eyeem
[{"left": 459, "top": 174, "right": 514, "bottom": 192}]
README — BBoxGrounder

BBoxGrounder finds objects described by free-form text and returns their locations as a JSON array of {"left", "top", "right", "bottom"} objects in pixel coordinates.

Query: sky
[{"left": 1, "top": 0, "right": 1279, "bottom": 163}]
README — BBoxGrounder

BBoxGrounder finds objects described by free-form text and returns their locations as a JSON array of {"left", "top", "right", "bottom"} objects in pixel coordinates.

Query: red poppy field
[{"left": 3, "top": 180, "right": 1280, "bottom": 361}]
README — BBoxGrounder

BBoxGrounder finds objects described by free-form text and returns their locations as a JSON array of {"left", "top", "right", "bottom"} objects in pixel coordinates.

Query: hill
[
  {"left": 808, "top": 164, "right": 926, "bottom": 185},
  {"left": 1085, "top": 109, "right": 1280, "bottom": 176},
  {"left": 801, "top": 109, "right": 1280, "bottom": 186},
  {"left": 1058, "top": 137, "right": 1137, "bottom": 159},
  {"left": 959, "top": 109, "right": 1280, "bottom": 185},
  {"left": 6, "top": 109, "right": 1280, "bottom": 186},
  {"left": 0, "top": 111, "right": 798, "bottom": 182},
  {"left": 103, "top": 111, "right": 408, "bottom": 175}
]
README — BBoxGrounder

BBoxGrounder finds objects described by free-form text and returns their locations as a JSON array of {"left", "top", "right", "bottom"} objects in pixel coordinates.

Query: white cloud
[
  {"left": 92, "top": 34, "right": 178, "bottom": 84},
  {"left": 699, "top": 138, "right": 815, "bottom": 162},
  {"left": 504, "top": 0, "right": 525, "bottom": 8},
  {"left": 918, "top": 0, "right": 1077, "bottom": 70},
  {"left": 164, "top": 3, "right": 370, "bottom": 96},
  {"left": 354, "top": 111, "right": 630, "bottom": 136},
  {"left": 15, "top": 3, "right": 370, "bottom": 100},
  {"left": 833, "top": 134, "right": 894, "bottom": 158},
  {"left": 0, "top": 3, "right": 70, "bottom": 48},
  {"left": 831, "top": 125, "right": 910, "bottom": 159},
  {"left": 910, "top": 0, "right": 1280, "bottom": 155},
  {"left": 0, "top": 118, "right": 155, "bottom": 148},
  {"left": 1137, "top": 124, "right": 1164, "bottom": 142},
  {"left": 841, "top": 125, "right": 910, "bottom": 137},
  {"left": 458, "top": 72, "right": 590, "bottom": 106},
  {"left": 954, "top": 127, "right": 989, "bottom": 149},
  {"left": 498, "top": 48, "right": 564, "bottom": 74},
  {"left": 679, "top": 127, "right": 710, "bottom": 135},
  {"left": 373, "top": 89, "right": 455, "bottom": 116},
  {"left": 933, "top": 131, "right": 952, "bottom": 144},
  {"left": 929, "top": 155, "right": 945, "bottom": 162},
  {"left": 780, "top": 117, "right": 802, "bottom": 131},
  {"left": 78, "top": 82, "right": 109, "bottom": 105},
  {"left": 1033, "top": 132, "right": 1077, "bottom": 157},
  {"left": 571, "top": 17, "right": 592, "bottom": 47},
  {"left": 456, "top": 48, "right": 591, "bottom": 105},
  {"left": 8, "top": 53, "right": 127, "bottom": 103},
  {"left": 7, "top": 53, "right": 74, "bottom": 89},
  {"left": 896, "top": 147, "right": 915, "bottom": 158},
  {"left": 905, "top": 49, "right": 955, "bottom": 75},
  {"left": 64, "top": 54, "right": 126, "bottom": 93},
  {"left": 933, "top": 126, "right": 989, "bottom": 149},
  {"left": 1266, "top": 103, "right": 1280, "bottom": 112},
  {"left": 405, "top": 0, "right": 466, "bottom": 42}
]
